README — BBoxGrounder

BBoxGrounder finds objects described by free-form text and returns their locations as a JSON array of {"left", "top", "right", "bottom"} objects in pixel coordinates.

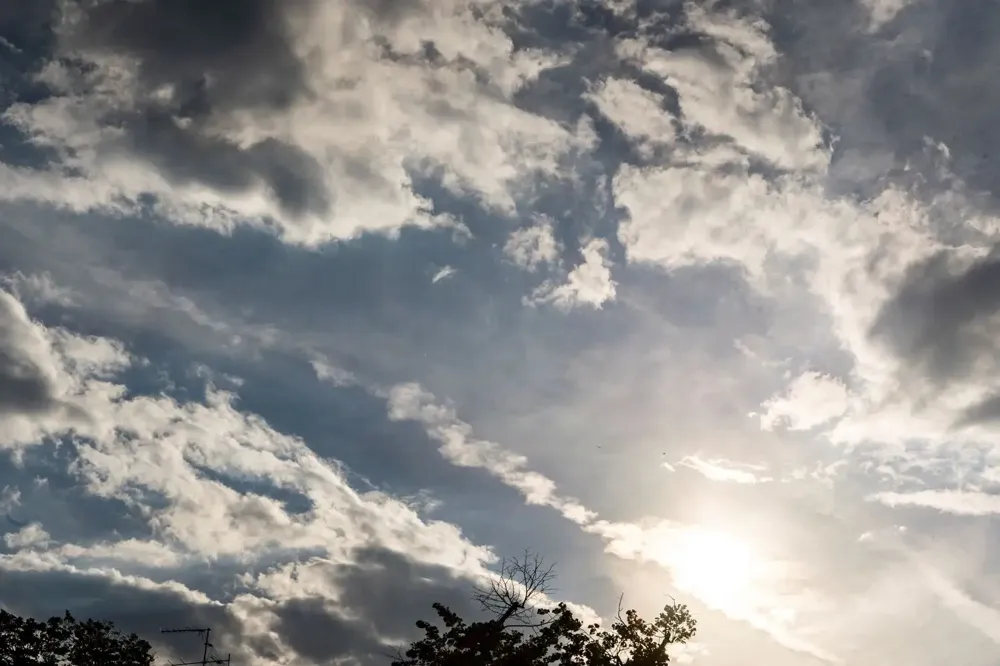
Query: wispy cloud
[
  {"left": 678, "top": 456, "right": 772, "bottom": 484},
  {"left": 382, "top": 378, "right": 835, "bottom": 661},
  {"left": 431, "top": 265, "right": 458, "bottom": 284},
  {"left": 872, "top": 490, "right": 1000, "bottom": 516}
]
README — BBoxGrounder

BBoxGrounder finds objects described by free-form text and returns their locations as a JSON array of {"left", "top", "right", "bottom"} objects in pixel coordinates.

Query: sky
[{"left": 3, "top": 0, "right": 1000, "bottom": 664}]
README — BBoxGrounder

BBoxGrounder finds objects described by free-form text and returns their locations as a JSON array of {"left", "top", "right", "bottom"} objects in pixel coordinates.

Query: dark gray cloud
[
  {"left": 64, "top": 0, "right": 308, "bottom": 113},
  {"left": 272, "top": 547, "right": 482, "bottom": 665},
  {"left": 0, "top": 566, "right": 259, "bottom": 662},
  {"left": 870, "top": 249, "right": 1000, "bottom": 385},
  {"left": 867, "top": 247, "right": 1000, "bottom": 427},
  {"left": 45, "top": 0, "right": 331, "bottom": 218},
  {"left": 958, "top": 393, "right": 1000, "bottom": 426},
  {"left": 0, "top": 546, "right": 482, "bottom": 666},
  {"left": 272, "top": 596, "right": 383, "bottom": 665},
  {"left": 120, "top": 111, "right": 331, "bottom": 218},
  {"left": 758, "top": 0, "right": 1000, "bottom": 206},
  {"left": 865, "top": 0, "right": 1000, "bottom": 194},
  {"left": 0, "top": 0, "right": 59, "bottom": 169},
  {"left": 0, "top": 291, "right": 59, "bottom": 415}
]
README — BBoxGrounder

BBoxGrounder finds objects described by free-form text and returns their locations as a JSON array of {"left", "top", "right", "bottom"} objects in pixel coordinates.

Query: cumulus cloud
[
  {"left": 0, "top": 287, "right": 503, "bottom": 664},
  {"left": 605, "top": 2, "right": 1000, "bottom": 465},
  {"left": 760, "top": 372, "right": 850, "bottom": 432},
  {"left": 586, "top": 77, "right": 676, "bottom": 159},
  {"left": 503, "top": 216, "right": 560, "bottom": 272},
  {"left": 4, "top": 522, "right": 50, "bottom": 549},
  {"left": 616, "top": 15, "right": 826, "bottom": 172},
  {"left": 527, "top": 238, "right": 617, "bottom": 311},
  {"left": 0, "top": 288, "right": 125, "bottom": 449},
  {"left": 1, "top": 0, "right": 591, "bottom": 244},
  {"left": 0, "top": 289, "right": 63, "bottom": 416}
]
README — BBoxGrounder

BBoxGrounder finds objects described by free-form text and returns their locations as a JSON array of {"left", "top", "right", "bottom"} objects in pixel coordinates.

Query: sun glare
[{"left": 668, "top": 527, "right": 761, "bottom": 610}]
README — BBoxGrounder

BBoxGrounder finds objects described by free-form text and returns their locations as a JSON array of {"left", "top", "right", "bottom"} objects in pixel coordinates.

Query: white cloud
[
  {"left": 0, "top": 272, "right": 77, "bottom": 308},
  {"left": 861, "top": 0, "right": 917, "bottom": 30},
  {"left": 610, "top": 13, "right": 986, "bottom": 463},
  {"left": 0, "top": 288, "right": 129, "bottom": 452},
  {"left": 0, "top": 0, "right": 592, "bottom": 246},
  {"left": 503, "top": 216, "right": 560, "bottom": 272},
  {"left": 0, "top": 288, "right": 497, "bottom": 619},
  {"left": 387, "top": 382, "right": 597, "bottom": 525},
  {"left": 873, "top": 490, "right": 1000, "bottom": 516},
  {"left": 615, "top": 161, "right": 772, "bottom": 277},
  {"left": 4, "top": 523, "right": 50, "bottom": 549},
  {"left": 431, "top": 265, "right": 458, "bottom": 284},
  {"left": 616, "top": 11, "right": 827, "bottom": 172},
  {"left": 678, "top": 455, "right": 771, "bottom": 484},
  {"left": 527, "top": 238, "right": 617, "bottom": 311},
  {"left": 760, "top": 372, "right": 850, "bottom": 432},
  {"left": 586, "top": 77, "right": 676, "bottom": 158}
]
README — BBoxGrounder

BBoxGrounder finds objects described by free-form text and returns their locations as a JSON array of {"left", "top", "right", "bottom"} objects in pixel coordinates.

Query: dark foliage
[
  {"left": 392, "top": 551, "right": 697, "bottom": 666},
  {"left": 0, "top": 609, "right": 154, "bottom": 666}
]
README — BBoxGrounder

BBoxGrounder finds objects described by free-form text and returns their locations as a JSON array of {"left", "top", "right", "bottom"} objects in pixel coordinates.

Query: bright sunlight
[{"left": 667, "top": 527, "right": 762, "bottom": 611}]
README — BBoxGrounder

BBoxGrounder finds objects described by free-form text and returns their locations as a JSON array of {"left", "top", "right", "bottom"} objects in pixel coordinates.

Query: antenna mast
[{"left": 160, "top": 627, "right": 231, "bottom": 666}]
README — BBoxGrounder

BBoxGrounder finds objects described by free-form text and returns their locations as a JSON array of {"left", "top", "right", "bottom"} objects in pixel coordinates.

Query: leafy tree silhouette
[
  {"left": 0, "top": 609, "right": 154, "bottom": 666},
  {"left": 392, "top": 551, "right": 697, "bottom": 666}
]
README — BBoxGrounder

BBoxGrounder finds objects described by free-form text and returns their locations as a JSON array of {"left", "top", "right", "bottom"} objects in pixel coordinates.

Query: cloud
[
  {"left": 0, "top": 287, "right": 124, "bottom": 447},
  {"left": 387, "top": 382, "right": 597, "bottom": 525},
  {"left": 384, "top": 378, "right": 836, "bottom": 661},
  {"left": 527, "top": 238, "right": 617, "bottom": 311},
  {"left": 860, "top": 0, "right": 918, "bottom": 30},
  {"left": 8, "top": 1, "right": 1000, "bottom": 665},
  {"left": 873, "top": 490, "right": 1000, "bottom": 516},
  {"left": 0, "top": 289, "right": 63, "bottom": 416},
  {"left": 0, "top": 287, "right": 508, "bottom": 664},
  {"left": 586, "top": 77, "right": 676, "bottom": 159},
  {"left": 677, "top": 456, "right": 771, "bottom": 484},
  {"left": 503, "top": 216, "right": 559, "bottom": 272},
  {"left": 0, "top": 271, "right": 76, "bottom": 307},
  {"left": 760, "top": 372, "right": 850, "bottom": 432},
  {"left": 869, "top": 249, "right": 1000, "bottom": 385},
  {"left": 431, "top": 265, "right": 458, "bottom": 284},
  {"left": 616, "top": 12, "right": 827, "bottom": 172},
  {"left": 3, "top": 522, "right": 49, "bottom": 549},
  {"left": 1, "top": 0, "right": 591, "bottom": 244}
]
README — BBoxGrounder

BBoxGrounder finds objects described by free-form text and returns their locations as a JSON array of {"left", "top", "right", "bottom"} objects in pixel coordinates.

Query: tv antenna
[{"left": 160, "top": 627, "right": 231, "bottom": 666}]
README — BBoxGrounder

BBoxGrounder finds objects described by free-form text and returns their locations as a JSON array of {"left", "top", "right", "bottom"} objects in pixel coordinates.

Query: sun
[{"left": 667, "top": 527, "right": 760, "bottom": 610}]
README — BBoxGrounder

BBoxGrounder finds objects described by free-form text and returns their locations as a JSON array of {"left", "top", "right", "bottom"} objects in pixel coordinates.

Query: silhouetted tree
[
  {"left": 0, "top": 609, "right": 154, "bottom": 666},
  {"left": 392, "top": 551, "right": 697, "bottom": 666}
]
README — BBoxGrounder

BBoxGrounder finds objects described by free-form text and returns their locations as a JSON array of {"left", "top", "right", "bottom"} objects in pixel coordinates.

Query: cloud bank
[{"left": 5, "top": 1, "right": 1000, "bottom": 665}]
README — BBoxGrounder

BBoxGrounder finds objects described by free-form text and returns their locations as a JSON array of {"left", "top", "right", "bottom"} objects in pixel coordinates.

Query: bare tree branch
[{"left": 472, "top": 550, "right": 557, "bottom": 628}]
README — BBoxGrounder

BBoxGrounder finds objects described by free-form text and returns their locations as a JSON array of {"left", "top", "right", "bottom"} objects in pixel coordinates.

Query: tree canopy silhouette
[
  {"left": 392, "top": 551, "right": 697, "bottom": 666},
  {"left": 0, "top": 608, "right": 154, "bottom": 666}
]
